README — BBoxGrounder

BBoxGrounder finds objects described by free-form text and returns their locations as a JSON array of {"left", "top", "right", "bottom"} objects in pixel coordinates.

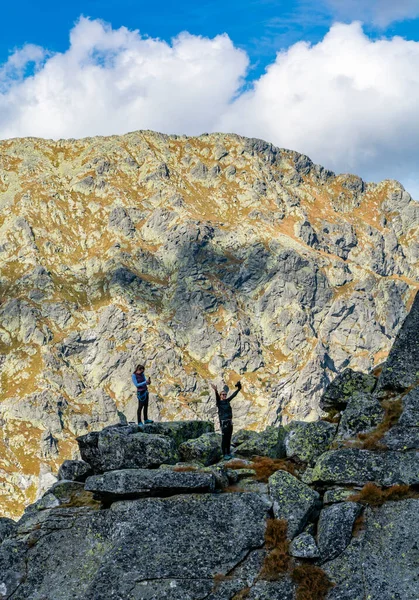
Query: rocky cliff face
[
  {"left": 0, "top": 131, "right": 419, "bottom": 518},
  {"left": 0, "top": 293, "right": 418, "bottom": 599}
]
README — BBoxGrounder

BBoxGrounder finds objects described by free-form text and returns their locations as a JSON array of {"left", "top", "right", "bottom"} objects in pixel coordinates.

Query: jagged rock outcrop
[
  {"left": 1, "top": 292, "right": 419, "bottom": 599},
  {"left": 1, "top": 131, "right": 419, "bottom": 518}
]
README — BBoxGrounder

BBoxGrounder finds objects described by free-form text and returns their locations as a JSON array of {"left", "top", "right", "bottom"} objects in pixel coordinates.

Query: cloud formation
[
  {"left": 326, "top": 0, "right": 419, "bottom": 27},
  {"left": 0, "top": 18, "right": 248, "bottom": 140},
  {"left": 220, "top": 22, "right": 419, "bottom": 195},
  {"left": 1, "top": 18, "right": 419, "bottom": 197}
]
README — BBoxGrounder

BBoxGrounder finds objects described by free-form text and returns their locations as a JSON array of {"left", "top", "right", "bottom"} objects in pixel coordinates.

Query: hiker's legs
[
  {"left": 137, "top": 401, "right": 144, "bottom": 423},
  {"left": 225, "top": 422, "right": 233, "bottom": 455},
  {"left": 143, "top": 392, "right": 149, "bottom": 421},
  {"left": 221, "top": 422, "right": 233, "bottom": 456}
]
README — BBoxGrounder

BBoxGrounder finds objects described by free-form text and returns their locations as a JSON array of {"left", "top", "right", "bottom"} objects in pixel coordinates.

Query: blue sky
[
  {"left": 2, "top": 0, "right": 419, "bottom": 80},
  {"left": 1, "top": 0, "right": 419, "bottom": 195}
]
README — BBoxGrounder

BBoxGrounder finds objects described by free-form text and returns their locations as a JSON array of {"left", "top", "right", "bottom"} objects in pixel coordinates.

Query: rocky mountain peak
[{"left": 0, "top": 131, "right": 419, "bottom": 518}]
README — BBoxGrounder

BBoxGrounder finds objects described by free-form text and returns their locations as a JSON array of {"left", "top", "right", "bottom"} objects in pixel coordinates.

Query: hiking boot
[
  {"left": 223, "top": 454, "right": 233, "bottom": 460},
  {"left": 144, "top": 419, "right": 154, "bottom": 424},
  {"left": 138, "top": 421, "right": 144, "bottom": 427}
]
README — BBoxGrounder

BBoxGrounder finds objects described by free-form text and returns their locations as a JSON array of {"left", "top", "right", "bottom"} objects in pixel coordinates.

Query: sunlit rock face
[{"left": 0, "top": 131, "right": 418, "bottom": 518}]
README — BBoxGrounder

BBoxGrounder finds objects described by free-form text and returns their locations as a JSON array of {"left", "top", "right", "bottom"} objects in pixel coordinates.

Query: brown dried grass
[
  {"left": 251, "top": 456, "right": 298, "bottom": 482},
  {"left": 291, "top": 564, "right": 334, "bottom": 600},
  {"left": 223, "top": 459, "right": 250, "bottom": 470},
  {"left": 357, "top": 398, "right": 403, "bottom": 450},
  {"left": 232, "top": 588, "right": 250, "bottom": 599},
  {"left": 172, "top": 466, "right": 198, "bottom": 472},
  {"left": 348, "top": 482, "right": 418, "bottom": 506},
  {"left": 259, "top": 519, "right": 290, "bottom": 580},
  {"left": 351, "top": 512, "right": 365, "bottom": 537}
]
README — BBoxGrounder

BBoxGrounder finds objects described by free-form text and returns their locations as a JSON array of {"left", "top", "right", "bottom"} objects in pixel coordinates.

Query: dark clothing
[
  {"left": 137, "top": 391, "right": 149, "bottom": 422},
  {"left": 133, "top": 372, "right": 149, "bottom": 423},
  {"left": 215, "top": 389, "right": 240, "bottom": 423},
  {"left": 214, "top": 385, "right": 241, "bottom": 456},
  {"left": 221, "top": 419, "right": 233, "bottom": 456}
]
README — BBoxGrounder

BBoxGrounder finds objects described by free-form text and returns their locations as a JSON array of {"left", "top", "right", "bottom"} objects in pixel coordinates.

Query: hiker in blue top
[{"left": 132, "top": 364, "right": 153, "bottom": 426}]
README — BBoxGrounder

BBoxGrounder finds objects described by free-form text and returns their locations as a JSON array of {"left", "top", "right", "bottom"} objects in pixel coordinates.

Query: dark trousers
[
  {"left": 137, "top": 390, "right": 149, "bottom": 423},
  {"left": 221, "top": 420, "right": 233, "bottom": 455}
]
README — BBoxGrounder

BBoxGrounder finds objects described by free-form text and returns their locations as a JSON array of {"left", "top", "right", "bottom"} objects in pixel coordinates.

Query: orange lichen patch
[
  {"left": 291, "top": 564, "right": 334, "bottom": 600},
  {"left": 0, "top": 349, "right": 44, "bottom": 399},
  {"left": 277, "top": 214, "right": 300, "bottom": 240},
  {"left": 266, "top": 344, "right": 289, "bottom": 364},
  {"left": 182, "top": 355, "right": 212, "bottom": 380},
  {"left": 260, "top": 519, "right": 290, "bottom": 580},
  {"left": 348, "top": 483, "right": 419, "bottom": 506}
]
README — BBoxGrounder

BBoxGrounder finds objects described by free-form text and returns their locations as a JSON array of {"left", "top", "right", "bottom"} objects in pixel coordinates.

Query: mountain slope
[{"left": 0, "top": 131, "right": 418, "bottom": 517}]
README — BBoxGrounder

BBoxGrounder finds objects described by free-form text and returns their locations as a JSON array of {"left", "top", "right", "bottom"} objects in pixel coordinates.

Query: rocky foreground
[
  {"left": 1, "top": 131, "right": 419, "bottom": 518},
  {"left": 0, "top": 293, "right": 418, "bottom": 599}
]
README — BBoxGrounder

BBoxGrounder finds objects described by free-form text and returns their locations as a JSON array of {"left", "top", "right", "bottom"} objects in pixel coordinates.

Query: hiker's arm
[
  {"left": 227, "top": 381, "right": 242, "bottom": 402},
  {"left": 210, "top": 383, "right": 221, "bottom": 405},
  {"left": 132, "top": 374, "right": 139, "bottom": 388}
]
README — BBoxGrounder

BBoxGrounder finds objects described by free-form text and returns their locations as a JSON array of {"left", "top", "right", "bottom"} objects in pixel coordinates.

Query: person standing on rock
[
  {"left": 132, "top": 364, "right": 153, "bottom": 426},
  {"left": 210, "top": 381, "right": 242, "bottom": 460}
]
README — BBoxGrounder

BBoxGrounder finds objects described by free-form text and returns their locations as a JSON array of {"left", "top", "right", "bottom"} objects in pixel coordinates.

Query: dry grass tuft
[
  {"left": 259, "top": 519, "right": 290, "bottom": 580},
  {"left": 223, "top": 484, "right": 246, "bottom": 493},
  {"left": 223, "top": 459, "right": 250, "bottom": 470},
  {"left": 251, "top": 456, "right": 298, "bottom": 482},
  {"left": 232, "top": 587, "right": 250, "bottom": 599},
  {"left": 348, "top": 482, "right": 418, "bottom": 506},
  {"left": 352, "top": 512, "right": 365, "bottom": 537},
  {"left": 357, "top": 398, "right": 403, "bottom": 450},
  {"left": 291, "top": 564, "right": 334, "bottom": 600},
  {"left": 172, "top": 466, "right": 198, "bottom": 473}
]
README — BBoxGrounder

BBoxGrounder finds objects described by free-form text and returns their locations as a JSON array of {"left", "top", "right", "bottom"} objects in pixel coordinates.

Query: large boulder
[
  {"left": 289, "top": 532, "right": 320, "bottom": 558},
  {"left": 382, "top": 426, "right": 419, "bottom": 451},
  {"left": 247, "top": 580, "right": 295, "bottom": 599},
  {"left": 0, "top": 493, "right": 271, "bottom": 599},
  {"left": 0, "top": 518, "right": 16, "bottom": 544},
  {"left": 284, "top": 420, "right": 336, "bottom": 464},
  {"left": 232, "top": 429, "right": 260, "bottom": 447},
  {"left": 58, "top": 460, "right": 93, "bottom": 482},
  {"left": 268, "top": 470, "right": 320, "bottom": 538},
  {"left": 178, "top": 432, "right": 222, "bottom": 466},
  {"left": 77, "top": 425, "right": 177, "bottom": 472},
  {"left": 324, "top": 500, "right": 419, "bottom": 599},
  {"left": 398, "top": 387, "right": 419, "bottom": 427},
  {"left": 320, "top": 368, "right": 377, "bottom": 412},
  {"left": 317, "top": 502, "right": 362, "bottom": 562},
  {"left": 336, "top": 393, "right": 384, "bottom": 441},
  {"left": 382, "top": 386, "right": 419, "bottom": 450},
  {"left": 378, "top": 291, "right": 419, "bottom": 391},
  {"left": 235, "top": 426, "right": 286, "bottom": 459},
  {"left": 311, "top": 448, "right": 419, "bottom": 486},
  {"left": 26, "top": 481, "right": 101, "bottom": 512},
  {"left": 142, "top": 421, "right": 214, "bottom": 447},
  {"left": 85, "top": 469, "right": 216, "bottom": 499}
]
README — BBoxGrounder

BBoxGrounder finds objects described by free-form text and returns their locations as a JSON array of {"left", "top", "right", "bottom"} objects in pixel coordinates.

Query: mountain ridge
[{"left": 0, "top": 130, "right": 418, "bottom": 518}]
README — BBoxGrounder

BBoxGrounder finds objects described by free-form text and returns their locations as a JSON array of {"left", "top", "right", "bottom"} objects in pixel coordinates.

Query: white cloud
[
  {"left": 0, "top": 17, "right": 248, "bottom": 139},
  {"left": 219, "top": 22, "right": 419, "bottom": 197},
  {"left": 1, "top": 19, "right": 419, "bottom": 197},
  {"left": 326, "top": 0, "right": 419, "bottom": 27}
]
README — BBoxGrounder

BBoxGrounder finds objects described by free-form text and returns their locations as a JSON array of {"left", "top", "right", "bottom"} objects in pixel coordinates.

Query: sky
[{"left": 1, "top": 0, "right": 419, "bottom": 196}]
